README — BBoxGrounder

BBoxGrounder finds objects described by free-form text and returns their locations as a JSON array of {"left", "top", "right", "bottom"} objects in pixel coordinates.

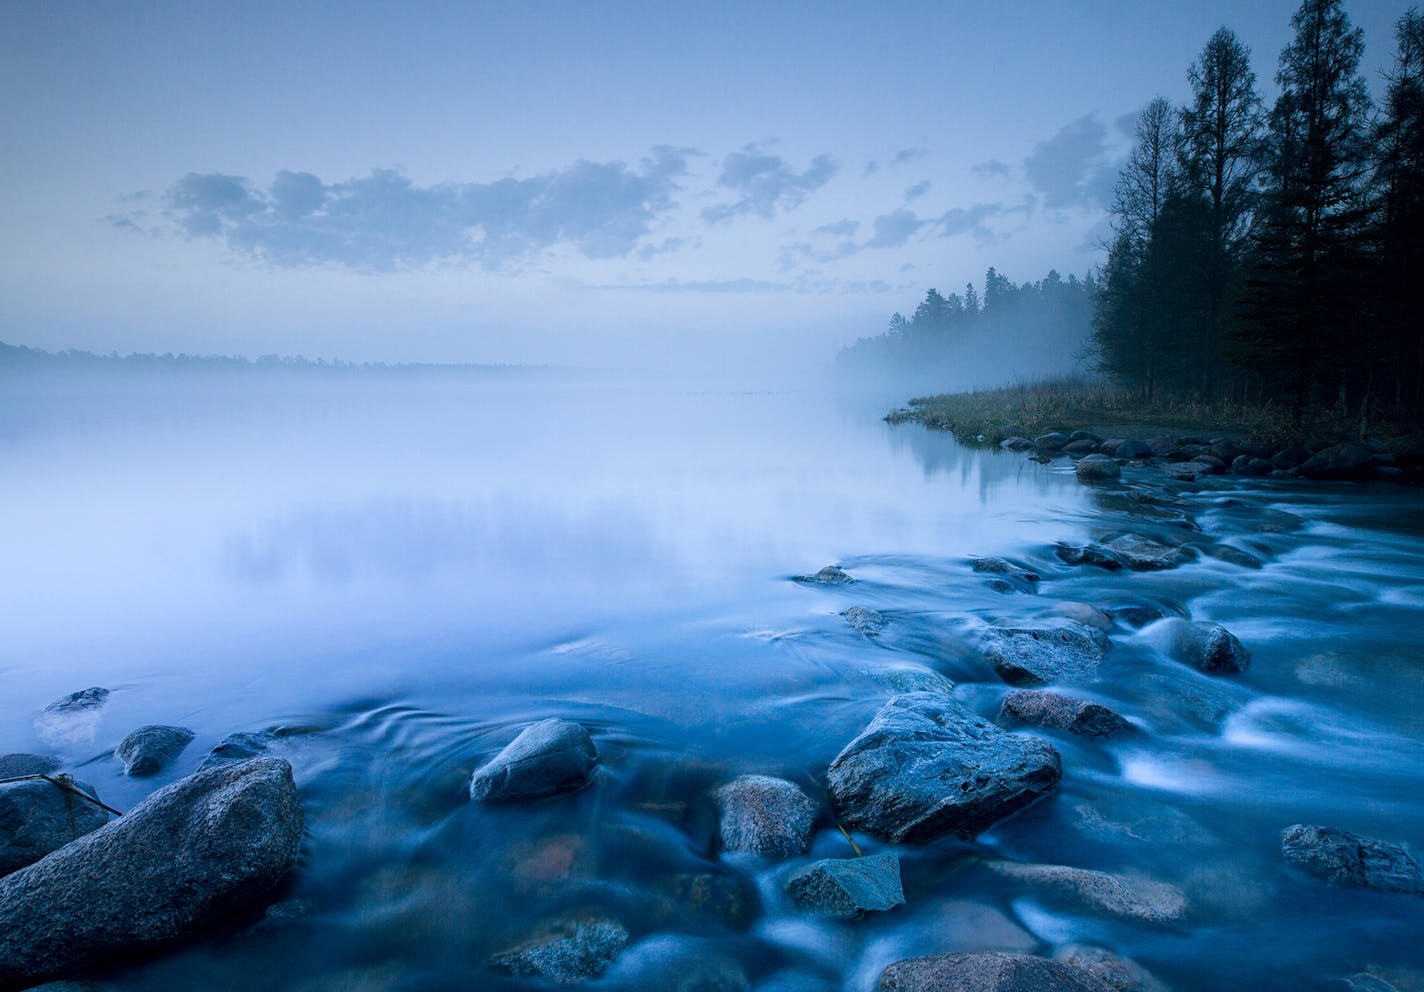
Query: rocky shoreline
[{"left": 3, "top": 440, "right": 1422, "bottom": 991}]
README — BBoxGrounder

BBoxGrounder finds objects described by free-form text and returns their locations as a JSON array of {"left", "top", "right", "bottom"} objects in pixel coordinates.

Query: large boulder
[
  {"left": 1171, "top": 621, "right": 1250, "bottom": 675},
  {"left": 827, "top": 692, "right": 1061, "bottom": 844},
  {"left": 998, "top": 691, "right": 1129, "bottom": 738},
  {"left": 0, "top": 757, "right": 302, "bottom": 988},
  {"left": 0, "top": 755, "right": 60, "bottom": 779},
  {"left": 116, "top": 725, "right": 195, "bottom": 777},
  {"left": 979, "top": 622, "right": 1111, "bottom": 687},
  {"left": 1075, "top": 455, "right": 1121, "bottom": 483},
  {"left": 469, "top": 719, "right": 599, "bottom": 802},
  {"left": 1281, "top": 824, "right": 1422, "bottom": 894},
  {"left": 1034, "top": 432, "right": 1069, "bottom": 452},
  {"left": 784, "top": 852, "right": 905, "bottom": 918},
  {"left": 0, "top": 777, "right": 112, "bottom": 878},
  {"left": 878, "top": 952, "right": 1115, "bottom": 992},
  {"left": 713, "top": 774, "right": 817, "bottom": 860}
]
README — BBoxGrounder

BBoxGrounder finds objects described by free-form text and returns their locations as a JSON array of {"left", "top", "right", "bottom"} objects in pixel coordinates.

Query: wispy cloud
[
  {"left": 120, "top": 148, "right": 692, "bottom": 270},
  {"left": 1023, "top": 116, "right": 1116, "bottom": 210},
  {"left": 972, "top": 159, "right": 1012, "bottom": 179},
  {"left": 812, "top": 218, "right": 859, "bottom": 237},
  {"left": 701, "top": 145, "right": 838, "bottom": 223},
  {"left": 904, "top": 180, "right": 931, "bottom": 201},
  {"left": 866, "top": 209, "right": 924, "bottom": 249},
  {"left": 893, "top": 146, "right": 928, "bottom": 165}
]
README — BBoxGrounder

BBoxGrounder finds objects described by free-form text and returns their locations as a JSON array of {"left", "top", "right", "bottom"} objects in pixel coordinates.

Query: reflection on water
[{"left": 2, "top": 370, "right": 1422, "bottom": 992}]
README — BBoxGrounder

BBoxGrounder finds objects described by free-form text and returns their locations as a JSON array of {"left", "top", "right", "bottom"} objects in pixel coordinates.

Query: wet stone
[
  {"left": 1171, "top": 620, "right": 1250, "bottom": 675},
  {"left": 33, "top": 689, "right": 110, "bottom": 749},
  {"left": 491, "top": 916, "right": 629, "bottom": 984},
  {"left": 980, "top": 622, "right": 1111, "bottom": 687},
  {"left": 878, "top": 952, "right": 1115, "bottom": 992},
  {"left": 784, "top": 852, "right": 905, "bottom": 919},
  {"left": 1052, "top": 945, "right": 1171, "bottom": 992},
  {"left": 713, "top": 774, "right": 817, "bottom": 860},
  {"left": 469, "top": 719, "right": 599, "bottom": 802},
  {"left": 1102, "top": 534, "right": 1194, "bottom": 571},
  {"left": 1001, "top": 437, "right": 1033, "bottom": 452},
  {"left": 843, "top": 607, "right": 887, "bottom": 636},
  {"left": 998, "top": 690, "right": 1130, "bottom": 738},
  {"left": 0, "top": 754, "right": 62, "bottom": 779},
  {"left": 795, "top": 565, "right": 853, "bottom": 585},
  {"left": 1281, "top": 824, "right": 1423, "bottom": 895},
  {"left": 1034, "top": 432, "right": 1069, "bottom": 451},
  {"left": 0, "top": 776, "right": 112, "bottom": 877},
  {"left": 971, "top": 558, "right": 1040, "bottom": 583},
  {"left": 1055, "top": 543, "right": 1125, "bottom": 570},
  {"left": 827, "top": 692, "right": 1062, "bottom": 844},
  {"left": 198, "top": 730, "right": 276, "bottom": 771},
  {"left": 1075, "top": 455, "right": 1121, "bottom": 483},
  {"left": 984, "top": 861, "right": 1189, "bottom": 924},
  {"left": 115, "top": 725, "right": 195, "bottom": 777}
]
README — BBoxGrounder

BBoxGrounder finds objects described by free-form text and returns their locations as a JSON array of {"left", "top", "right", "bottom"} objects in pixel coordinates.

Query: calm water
[{"left": 2, "top": 370, "right": 1422, "bottom": 991}]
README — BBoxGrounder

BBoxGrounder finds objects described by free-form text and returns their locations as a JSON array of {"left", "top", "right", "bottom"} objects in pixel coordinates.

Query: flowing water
[{"left": 2, "top": 369, "right": 1422, "bottom": 991}]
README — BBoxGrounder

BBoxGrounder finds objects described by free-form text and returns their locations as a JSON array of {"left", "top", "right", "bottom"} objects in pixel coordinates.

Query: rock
[
  {"left": 826, "top": 692, "right": 1061, "bottom": 844},
  {"left": 1075, "top": 455, "right": 1121, "bottom": 483},
  {"left": 1103, "top": 534, "right": 1193, "bottom": 571},
  {"left": 1171, "top": 621, "right": 1250, "bottom": 675},
  {"left": 0, "top": 754, "right": 61, "bottom": 779},
  {"left": 1281, "top": 824, "right": 1423, "bottom": 894},
  {"left": 713, "top": 774, "right": 817, "bottom": 860},
  {"left": 844, "top": 607, "right": 887, "bottom": 636},
  {"left": 795, "top": 565, "right": 854, "bottom": 585},
  {"left": 1382, "top": 434, "right": 1424, "bottom": 469},
  {"left": 998, "top": 691, "right": 1129, "bottom": 738},
  {"left": 1160, "top": 462, "right": 1209, "bottom": 481},
  {"left": 469, "top": 719, "right": 599, "bottom": 802},
  {"left": 1299, "top": 442, "right": 1375, "bottom": 480},
  {"left": 1196, "top": 543, "right": 1263, "bottom": 569},
  {"left": 663, "top": 871, "right": 760, "bottom": 929},
  {"left": 1052, "top": 945, "right": 1170, "bottom": 992},
  {"left": 491, "top": 916, "right": 629, "bottom": 983},
  {"left": 0, "top": 758, "right": 302, "bottom": 987},
  {"left": 33, "top": 689, "right": 109, "bottom": 748},
  {"left": 1344, "top": 974, "right": 1403, "bottom": 992},
  {"left": 1069, "top": 430, "right": 1103, "bottom": 444},
  {"left": 198, "top": 730, "right": 276, "bottom": 771},
  {"left": 602, "top": 935, "right": 749, "bottom": 992},
  {"left": 1063, "top": 439, "right": 1100, "bottom": 456},
  {"left": 1114, "top": 440, "right": 1153, "bottom": 460},
  {"left": 1272, "top": 446, "right": 1313, "bottom": 470},
  {"left": 914, "top": 901, "right": 1039, "bottom": 953},
  {"left": 1192, "top": 454, "right": 1227, "bottom": 474},
  {"left": 1104, "top": 601, "right": 1175, "bottom": 627},
  {"left": 1231, "top": 454, "right": 1275, "bottom": 476},
  {"left": 1034, "top": 432, "right": 1069, "bottom": 451},
  {"left": 979, "top": 622, "right": 1111, "bottom": 687},
  {"left": 0, "top": 776, "right": 112, "bottom": 877},
  {"left": 1145, "top": 436, "right": 1177, "bottom": 456},
  {"left": 1055, "top": 544, "right": 1126, "bottom": 570},
  {"left": 115, "top": 725, "right": 195, "bottom": 777},
  {"left": 878, "top": 951, "right": 1115, "bottom": 992},
  {"left": 971, "top": 558, "right": 1040, "bottom": 583},
  {"left": 784, "top": 852, "right": 905, "bottom": 918},
  {"left": 983, "top": 861, "right": 1189, "bottom": 924},
  {"left": 1001, "top": 437, "right": 1033, "bottom": 452},
  {"left": 1046, "top": 602, "right": 1111, "bottom": 631}
]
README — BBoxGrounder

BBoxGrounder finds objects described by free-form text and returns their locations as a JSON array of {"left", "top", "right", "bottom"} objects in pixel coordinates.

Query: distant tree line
[
  {"left": 1095, "top": 0, "right": 1424, "bottom": 424},
  {"left": 836, "top": 267, "right": 1096, "bottom": 388}
]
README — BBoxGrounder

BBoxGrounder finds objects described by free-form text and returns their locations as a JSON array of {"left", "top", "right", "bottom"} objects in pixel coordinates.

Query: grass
[{"left": 886, "top": 375, "right": 1401, "bottom": 449}]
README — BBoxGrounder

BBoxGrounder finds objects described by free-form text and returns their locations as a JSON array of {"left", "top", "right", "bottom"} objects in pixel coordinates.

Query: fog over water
[{"left": 3, "top": 367, "right": 1422, "bottom": 991}]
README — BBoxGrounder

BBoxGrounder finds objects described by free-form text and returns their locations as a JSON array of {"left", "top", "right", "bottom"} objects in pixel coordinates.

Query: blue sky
[{"left": 0, "top": 1, "right": 1414, "bottom": 368}]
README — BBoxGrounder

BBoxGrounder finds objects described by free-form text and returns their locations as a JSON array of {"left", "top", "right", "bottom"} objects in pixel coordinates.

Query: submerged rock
[
  {"left": 198, "top": 730, "right": 276, "bottom": 771},
  {"left": 491, "top": 916, "right": 629, "bottom": 983},
  {"left": 843, "top": 607, "right": 887, "bottom": 636},
  {"left": 983, "top": 861, "right": 1189, "bottom": 924},
  {"left": 979, "top": 622, "right": 1111, "bottom": 687},
  {"left": 1055, "top": 543, "right": 1126, "bottom": 570},
  {"left": 1281, "top": 824, "right": 1422, "bottom": 894},
  {"left": 33, "top": 688, "right": 109, "bottom": 749},
  {"left": 795, "top": 565, "right": 854, "bottom": 585},
  {"left": 0, "top": 757, "right": 302, "bottom": 988},
  {"left": 602, "top": 935, "right": 750, "bottom": 992},
  {"left": 998, "top": 691, "right": 1129, "bottom": 738},
  {"left": 1102, "top": 534, "right": 1194, "bottom": 571},
  {"left": 972, "top": 558, "right": 1040, "bottom": 584},
  {"left": 713, "top": 774, "right": 817, "bottom": 860},
  {"left": 1171, "top": 621, "right": 1250, "bottom": 675},
  {"left": 878, "top": 951, "right": 1115, "bottom": 992},
  {"left": 0, "top": 754, "right": 61, "bottom": 779},
  {"left": 469, "top": 719, "right": 599, "bottom": 802},
  {"left": 1046, "top": 602, "right": 1111, "bottom": 631},
  {"left": 827, "top": 692, "right": 1061, "bottom": 844},
  {"left": 115, "top": 725, "right": 195, "bottom": 777},
  {"left": 1075, "top": 455, "right": 1121, "bottom": 483},
  {"left": 1052, "top": 945, "right": 1170, "bottom": 992},
  {"left": 784, "top": 852, "right": 905, "bottom": 918},
  {"left": 0, "top": 776, "right": 112, "bottom": 878}
]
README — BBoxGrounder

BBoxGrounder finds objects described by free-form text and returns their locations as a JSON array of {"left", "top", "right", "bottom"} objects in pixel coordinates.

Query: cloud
[
  {"left": 812, "top": 218, "right": 859, "bottom": 237},
  {"left": 904, "top": 180, "right": 931, "bottom": 201},
  {"left": 129, "top": 147, "right": 692, "bottom": 271},
  {"left": 594, "top": 277, "right": 792, "bottom": 293},
  {"left": 701, "top": 146, "right": 838, "bottom": 223},
  {"left": 972, "top": 159, "right": 1011, "bottom": 179},
  {"left": 1023, "top": 116, "right": 1116, "bottom": 210},
  {"left": 893, "top": 146, "right": 928, "bottom": 164},
  {"left": 863, "top": 161, "right": 880, "bottom": 176},
  {"left": 866, "top": 209, "right": 925, "bottom": 249}
]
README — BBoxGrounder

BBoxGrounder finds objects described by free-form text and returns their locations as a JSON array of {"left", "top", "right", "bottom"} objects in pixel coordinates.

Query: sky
[{"left": 0, "top": 0, "right": 1415, "bottom": 370}]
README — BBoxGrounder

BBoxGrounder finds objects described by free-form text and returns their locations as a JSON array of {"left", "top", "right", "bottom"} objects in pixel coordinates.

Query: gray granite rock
[
  {"left": 0, "top": 776, "right": 112, "bottom": 877},
  {"left": 1171, "top": 621, "right": 1250, "bottom": 675},
  {"left": 491, "top": 916, "right": 629, "bottom": 983},
  {"left": 115, "top": 725, "right": 195, "bottom": 777},
  {"left": 878, "top": 951, "right": 1115, "bottom": 992},
  {"left": 198, "top": 730, "right": 276, "bottom": 771},
  {"left": 713, "top": 774, "right": 817, "bottom": 860},
  {"left": 1055, "top": 543, "right": 1126, "bottom": 570},
  {"left": 1103, "top": 534, "right": 1194, "bottom": 571},
  {"left": 0, "top": 758, "right": 302, "bottom": 988},
  {"left": 984, "top": 861, "right": 1189, "bottom": 924},
  {"left": 784, "top": 852, "right": 904, "bottom": 918},
  {"left": 469, "top": 719, "right": 599, "bottom": 802},
  {"left": 795, "top": 565, "right": 854, "bottom": 585},
  {"left": 0, "top": 754, "right": 61, "bottom": 779},
  {"left": 827, "top": 692, "right": 1061, "bottom": 844},
  {"left": 843, "top": 607, "right": 887, "bottom": 636},
  {"left": 998, "top": 691, "right": 1129, "bottom": 738},
  {"left": 1075, "top": 455, "right": 1121, "bottom": 483},
  {"left": 980, "top": 622, "right": 1111, "bottom": 687},
  {"left": 1281, "top": 824, "right": 1422, "bottom": 894},
  {"left": 1052, "top": 945, "right": 1171, "bottom": 992}
]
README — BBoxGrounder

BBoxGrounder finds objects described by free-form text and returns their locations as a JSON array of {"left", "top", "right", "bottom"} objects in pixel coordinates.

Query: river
[{"left": 2, "top": 369, "right": 1421, "bottom": 991}]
